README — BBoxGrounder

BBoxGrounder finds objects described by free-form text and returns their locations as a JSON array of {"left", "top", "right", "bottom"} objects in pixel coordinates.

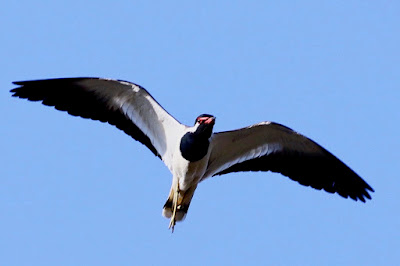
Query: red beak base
[{"left": 198, "top": 116, "right": 215, "bottom": 125}]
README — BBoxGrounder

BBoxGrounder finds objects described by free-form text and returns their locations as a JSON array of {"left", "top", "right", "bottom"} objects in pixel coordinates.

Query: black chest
[{"left": 179, "top": 132, "right": 210, "bottom": 162}]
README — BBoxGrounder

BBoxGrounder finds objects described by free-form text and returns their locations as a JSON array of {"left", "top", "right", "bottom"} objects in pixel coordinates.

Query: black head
[
  {"left": 179, "top": 114, "right": 216, "bottom": 162},
  {"left": 193, "top": 114, "right": 216, "bottom": 138}
]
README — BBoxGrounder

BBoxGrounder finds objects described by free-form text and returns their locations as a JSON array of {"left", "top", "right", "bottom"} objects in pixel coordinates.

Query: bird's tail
[{"left": 162, "top": 184, "right": 197, "bottom": 226}]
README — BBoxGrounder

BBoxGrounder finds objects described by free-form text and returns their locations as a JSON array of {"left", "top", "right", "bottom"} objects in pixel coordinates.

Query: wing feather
[
  {"left": 11, "top": 78, "right": 185, "bottom": 169},
  {"left": 205, "top": 122, "right": 373, "bottom": 202}
]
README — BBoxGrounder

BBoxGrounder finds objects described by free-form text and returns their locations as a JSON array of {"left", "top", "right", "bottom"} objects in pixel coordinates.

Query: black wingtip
[
  {"left": 361, "top": 182, "right": 374, "bottom": 202},
  {"left": 353, "top": 186, "right": 373, "bottom": 203},
  {"left": 11, "top": 81, "right": 20, "bottom": 93},
  {"left": 10, "top": 88, "right": 21, "bottom": 97},
  {"left": 364, "top": 190, "right": 373, "bottom": 200},
  {"left": 11, "top": 81, "right": 28, "bottom": 96},
  {"left": 10, "top": 82, "right": 31, "bottom": 99}
]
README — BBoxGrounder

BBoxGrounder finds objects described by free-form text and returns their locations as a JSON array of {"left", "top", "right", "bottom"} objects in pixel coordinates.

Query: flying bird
[{"left": 11, "top": 78, "right": 374, "bottom": 231}]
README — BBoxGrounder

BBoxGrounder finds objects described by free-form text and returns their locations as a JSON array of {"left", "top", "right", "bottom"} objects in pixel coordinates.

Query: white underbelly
[{"left": 172, "top": 154, "right": 209, "bottom": 191}]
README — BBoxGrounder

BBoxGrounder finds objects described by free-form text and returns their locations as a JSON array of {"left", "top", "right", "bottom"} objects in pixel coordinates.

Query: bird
[{"left": 11, "top": 77, "right": 374, "bottom": 231}]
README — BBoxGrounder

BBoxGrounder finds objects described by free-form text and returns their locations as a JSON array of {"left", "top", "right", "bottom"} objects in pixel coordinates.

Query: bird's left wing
[
  {"left": 204, "top": 122, "right": 373, "bottom": 202},
  {"left": 11, "top": 78, "right": 186, "bottom": 170}
]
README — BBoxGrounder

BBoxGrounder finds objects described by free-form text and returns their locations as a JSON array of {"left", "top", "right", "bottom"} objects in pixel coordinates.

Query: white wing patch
[
  {"left": 117, "top": 94, "right": 165, "bottom": 156},
  {"left": 203, "top": 122, "right": 315, "bottom": 179},
  {"left": 112, "top": 84, "right": 185, "bottom": 170},
  {"left": 205, "top": 141, "right": 282, "bottom": 178},
  {"left": 71, "top": 78, "right": 185, "bottom": 171}
]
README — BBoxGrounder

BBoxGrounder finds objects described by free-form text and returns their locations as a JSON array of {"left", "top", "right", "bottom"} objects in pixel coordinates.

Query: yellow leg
[{"left": 168, "top": 182, "right": 180, "bottom": 232}]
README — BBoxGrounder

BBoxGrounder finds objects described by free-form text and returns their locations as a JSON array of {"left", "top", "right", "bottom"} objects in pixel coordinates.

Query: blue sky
[{"left": 1, "top": 1, "right": 399, "bottom": 265}]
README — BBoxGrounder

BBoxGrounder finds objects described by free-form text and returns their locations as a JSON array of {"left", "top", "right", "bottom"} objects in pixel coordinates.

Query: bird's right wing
[
  {"left": 204, "top": 122, "right": 373, "bottom": 202},
  {"left": 11, "top": 78, "right": 186, "bottom": 170}
]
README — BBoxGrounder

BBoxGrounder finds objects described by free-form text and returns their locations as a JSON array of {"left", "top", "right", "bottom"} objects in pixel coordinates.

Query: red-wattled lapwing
[{"left": 11, "top": 78, "right": 374, "bottom": 231}]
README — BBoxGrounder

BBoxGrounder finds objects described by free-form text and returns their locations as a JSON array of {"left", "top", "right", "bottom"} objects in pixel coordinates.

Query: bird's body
[
  {"left": 163, "top": 115, "right": 216, "bottom": 229},
  {"left": 11, "top": 77, "right": 374, "bottom": 231}
]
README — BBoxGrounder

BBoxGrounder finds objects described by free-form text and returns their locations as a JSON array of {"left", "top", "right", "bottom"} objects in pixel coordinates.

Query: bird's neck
[{"left": 179, "top": 132, "right": 210, "bottom": 162}]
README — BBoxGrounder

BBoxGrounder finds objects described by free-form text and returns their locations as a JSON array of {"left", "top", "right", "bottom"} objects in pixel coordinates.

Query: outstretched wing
[
  {"left": 11, "top": 78, "right": 186, "bottom": 170},
  {"left": 205, "top": 122, "right": 373, "bottom": 202}
]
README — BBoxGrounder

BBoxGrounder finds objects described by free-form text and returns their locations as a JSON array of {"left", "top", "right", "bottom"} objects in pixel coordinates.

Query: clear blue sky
[{"left": 1, "top": 1, "right": 399, "bottom": 265}]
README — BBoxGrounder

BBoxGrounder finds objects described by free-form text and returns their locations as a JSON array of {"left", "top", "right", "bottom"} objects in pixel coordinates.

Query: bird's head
[{"left": 193, "top": 114, "right": 216, "bottom": 138}]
